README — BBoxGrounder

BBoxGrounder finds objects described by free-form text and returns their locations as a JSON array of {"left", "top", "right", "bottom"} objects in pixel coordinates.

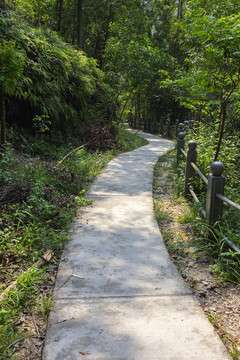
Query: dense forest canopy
[{"left": 0, "top": 0, "right": 239, "bottom": 157}]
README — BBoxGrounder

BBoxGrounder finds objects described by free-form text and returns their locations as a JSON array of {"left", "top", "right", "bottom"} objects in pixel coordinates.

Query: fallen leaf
[
  {"left": 72, "top": 274, "right": 85, "bottom": 279},
  {"left": 79, "top": 352, "right": 91, "bottom": 355}
]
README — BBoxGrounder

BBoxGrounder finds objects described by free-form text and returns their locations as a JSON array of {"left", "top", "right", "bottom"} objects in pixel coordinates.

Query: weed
[
  {"left": 0, "top": 144, "right": 22, "bottom": 185},
  {"left": 116, "top": 129, "right": 148, "bottom": 152},
  {"left": 169, "top": 156, "right": 185, "bottom": 197},
  {"left": 226, "top": 331, "right": 240, "bottom": 360},
  {"left": 0, "top": 127, "right": 147, "bottom": 358},
  {"left": 154, "top": 200, "right": 172, "bottom": 224},
  {"left": 165, "top": 238, "right": 186, "bottom": 256},
  {"left": 207, "top": 310, "right": 223, "bottom": 329},
  {"left": 0, "top": 265, "right": 46, "bottom": 358},
  {"left": 161, "top": 228, "right": 175, "bottom": 242},
  {"left": 75, "top": 190, "right": 93, "bottom": 207},
  {"left": 230, "top": 348, "right": 240, "bottom": 360},
  {"left": 170, "top": 145, "right": 240, "bottom": 283},
  {"left": 39, "top": 291, "right": 52, "bottom": 321}
]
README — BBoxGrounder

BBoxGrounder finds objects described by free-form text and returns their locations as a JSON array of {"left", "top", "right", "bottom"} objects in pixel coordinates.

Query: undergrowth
[
  {"left": 153, "top": 147, "right": 240, "bottom": 358},
  {"left": 154, "top": 142, "right": 240, "bottom": 285},
  {"left": 0, "top": 126, "right": 147, "bottom": 359}
]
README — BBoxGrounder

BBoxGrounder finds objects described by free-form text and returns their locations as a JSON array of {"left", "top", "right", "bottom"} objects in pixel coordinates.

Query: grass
[
  {"left": 177, "top": 189, "right": 240, "bottom": 284},
  {"left": 158, "top": 144, "right": 240, "bottom": 284},
  {"left": 153, "top": 149, "right": 190, "bottom": 258},
  {"left": 116, "top": 127, "right": 148, "bottom": 152},
  {"left": 153, "top": 148, "right": 240, "bottom": 358},
  {"left": 0, "top": 126, "right": 147, "bottom": 359},
  {"left": 153, "top": 200, "right": 172, "bottom": 224},
  {"left": 153, "top": 147, "right": 240, "bottom": 284}
]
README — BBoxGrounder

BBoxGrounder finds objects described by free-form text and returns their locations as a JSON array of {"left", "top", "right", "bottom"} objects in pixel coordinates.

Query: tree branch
[{"left": 55, "top": 138, "right": 96, "bottom": 168}]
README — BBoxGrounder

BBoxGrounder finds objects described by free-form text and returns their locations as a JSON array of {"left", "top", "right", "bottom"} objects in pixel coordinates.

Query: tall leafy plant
[
  {"left": 162, "top": 1, "right": 240, "bottom": 160},
  {"left": 0, "top": 39, "right": 25, "bottom": 143},
  {"left": 0, "top": 11, "right": 115, "bottom": 138}
]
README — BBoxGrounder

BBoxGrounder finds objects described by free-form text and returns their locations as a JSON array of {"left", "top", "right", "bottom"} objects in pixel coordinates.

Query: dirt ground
[{"left": 153, "top": 153, "right": 240, "bottom": 360}]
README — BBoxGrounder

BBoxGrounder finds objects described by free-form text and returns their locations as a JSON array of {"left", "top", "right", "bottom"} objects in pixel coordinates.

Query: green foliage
[
  {"left": 106, "top": 16, "right": 162, "bottom": 87},
  {"left": 75, "top": 190, "right": 93, "bottom": 207},
  {"left": 0, "top": 39, "right": 25, "bottom": 95},
  {"left": 0, "top": 265, "right": 46, "bottom": 359},
  {"left": 0, "top": 11, "right": 116, "bottom": 138},
  {"left": 0, "top": 127, "right": 146, "bottom": 358},
  {"left": 4, "top": 0, "right": 182, "bottom": 127},
  {"left": 185, "top": 124, "right": 240, "bottom": 196},
  {"left": 0, "top": 144, "right": 22, "bottom": 184},
  {"left": 63, "top": 148, "right": 115, "bottom": 193},
  {"left": 6, "top": 0, "right": 56, "bottom": 27},
  {"left": 154, "top": 200, "right": 172, "bottom": 224},
  {"left": 160, "top": 0, "right": 240, "bottom": 158},
  {"left": 7, "top": 126, "right": 74, "bottom": 160},
  {"left": 174, "top": 10, "right": 240, "bottom": 111},
  {"left": 32, "top": 114, "right": 51, "bottom": 134},
  {"left": 174, "top": 125, "right": 240, "bottom": 283},
  {"left": 39, "top": 291, "right": 52, "bottom": 322},
  {"left": 103, "top": 1, "right": 177, "bottom": 121},
  {"left": 180, "top": 205, "right": 240, "bottom": 283},
  {"left": 116, "top": 128, "right": 148, "bottom": 152}
]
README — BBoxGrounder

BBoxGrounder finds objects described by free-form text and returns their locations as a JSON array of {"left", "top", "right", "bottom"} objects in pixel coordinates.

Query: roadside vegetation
[
  {"left": 181, "top": 123, "right": 240, "bottom": 281},
  {"left": 0, "top": 127, "right": 147, "bottom": 359},
  {"left": 153, "top": 146, "right": 240, "bottom": 359}
]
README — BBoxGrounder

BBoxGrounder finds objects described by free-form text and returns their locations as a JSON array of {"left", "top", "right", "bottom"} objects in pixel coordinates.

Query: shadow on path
[{"left": 43, "top": 131, "right": 231, "bottom": 360}]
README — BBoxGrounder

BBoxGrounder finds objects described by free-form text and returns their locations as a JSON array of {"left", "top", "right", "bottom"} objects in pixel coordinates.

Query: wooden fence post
[
  {"left": 206, "top": 161, "right": 225, "bottom": 226},
  {"left": 185, "top": 141, "right": 197, "bottom": 196},
  {"left": 177, "top": 131, "right": 185, "bottom": 166},
  {"left": 178, "top": 122, "right": 185, "bottom": 135}
]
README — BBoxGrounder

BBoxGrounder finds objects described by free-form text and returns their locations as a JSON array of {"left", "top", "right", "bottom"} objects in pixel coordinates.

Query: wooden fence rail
[{"left": 176, "top": 122, "right": 240, "bottom": 254}]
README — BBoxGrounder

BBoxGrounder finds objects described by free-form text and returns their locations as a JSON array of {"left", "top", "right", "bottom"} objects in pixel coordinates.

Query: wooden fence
[
  {"left": 176, "top": 121, "right": 240, "bottom": 254},
  {"left": 129, "top": 116, "right": 175, "bottom": 137}
]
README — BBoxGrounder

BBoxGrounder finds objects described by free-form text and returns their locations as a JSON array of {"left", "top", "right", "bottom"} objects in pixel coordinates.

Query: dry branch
[
  {"left": 56, "top": 139, "right": 96, "bottom": 167},
  {"left": 0, "top": 250, "right": 52, "bottom": 302}
]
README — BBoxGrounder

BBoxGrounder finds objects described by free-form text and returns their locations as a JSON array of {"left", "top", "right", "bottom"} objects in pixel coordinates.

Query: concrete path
[{"left": 43, "top": 131, "right": 231, "bottom": 360}]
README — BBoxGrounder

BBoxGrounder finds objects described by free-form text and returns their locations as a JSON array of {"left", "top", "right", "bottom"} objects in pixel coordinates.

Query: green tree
[
  {"left": 103, "top": 2, "right": 165, "bottom": 118},
  {"left": 77, "top": 0, "right": 83, "bottom": 48},
  {"left": 6, "top": 0, "right": 56, "bottom": 27},
  {"left": 0, "top": 11, "right": 116, "bottom": 139},
  {"left": 162, "top": 0, "right": 240, "bottom": 158},
  {"left": 0, "top": 40, "right": 25, "bottom": 143}
]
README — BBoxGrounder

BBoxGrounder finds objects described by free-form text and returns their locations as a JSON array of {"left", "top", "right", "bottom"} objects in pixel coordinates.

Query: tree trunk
[
  {"left": 137, "top": 93, "right": 141, "bottom": 127},
  {"left": 98, "top": 4, "right": 113, "bottom": 69},
  {"left": 0, "top": 86, "right": 6, "bottom": 145},
  {"left": 119, "top": 91, "right": 132, "bottom": 121},
  {"left": 214, "top": 101, "right": 227, "bottom": 161},
  {"left": 0, "top": 0, "right": 5, "bottom": 10},
  {"left": 56, "top": 0, "right": 63, "bottom": 32},
  {"left": 178, "top": 0, "right": 183, "bottom": 19},
  {"left": 77, "top": 0, "right": 83, "bottom": 49}
]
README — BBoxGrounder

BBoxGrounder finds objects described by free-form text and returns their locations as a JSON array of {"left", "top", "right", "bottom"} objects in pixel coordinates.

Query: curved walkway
[{"left": 43, "top": 131, "right": 231, "bottom": 360}]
